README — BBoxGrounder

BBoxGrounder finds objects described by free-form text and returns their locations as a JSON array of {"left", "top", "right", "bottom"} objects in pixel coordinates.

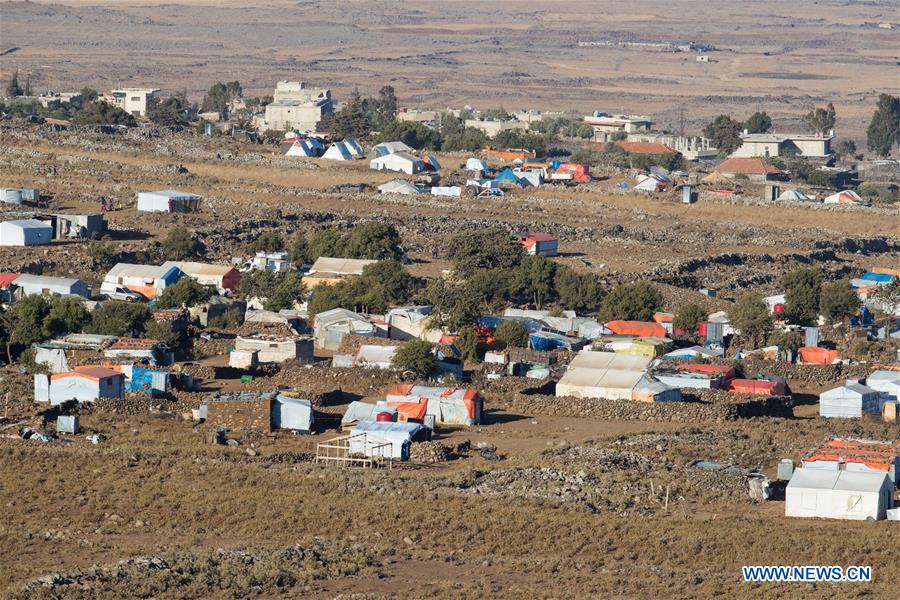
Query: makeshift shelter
[
  {"left": 371, "top": 141, "right": 414, "bottom": 157},
  {"left": 777, "top": 189, "right": 815, "bottom": 202},
  {"left": 823, "top": 190, "right": 864, "bottom": 205},
  {"left": 137, "top": 190, "right": 201, "bottom": 213},
  {"left": 0, "top": 219, "right": 53, "bottom": 246},
  {"left": 285, "top": 140, "right": 318, "bottom": 157},
  {"left": 605, "top": 320, "right": 667, "bottom": 338},
  {"left": 104, "top": 263, "right": 184, "bottom": 299},
  {"left": 798, "top": 346, "right": 842, "bottom": 365},
  {"left": 553, "top": 163, "right": 590, "bottom": 182},
  {"left": 353, "top": 344, "right": 399, "bottom": 369},
  {"left": 385, "top": 384, "right": 483, "bottom": 426},
  {"left": 349, "top": 421, "right": 423, "bottom": 460},
  {"left": 161, "top": 261, "right": 240, "bottom": 292},
  {"left": 727, "top": 379, "right": 787, "bottom": 396},
  {"left": 341, "top": 401, "right": 397, "bottom": 428},
  {"left": 422, "top": 154, "right": 441, "bottom": 171},
  {"left": 378, "top": 180, "right": 419, "bottom": 195},
  {"left": 12, "top": 274, "right": 91, "bottom": 299},
  {"left": 271, "top": 396, "right": 313, "bottom": 432},
  {"left": 342, "top": 138, "right": 364, "bottom": 157},
  {"left": 305, "top": 257, "right": 378, "bottom": 288},
  {"left": 631, "top": 374, "right": 682, "bottom": 402},
  {"left": 1, "top": 187, "right": 38, "bottom": 204},
  {"left": 803, "top": 438, "right": 900, "bottom": 484},
  {"left": 529, "top": 331, "right": 584, "bottom": 352},
  {"left": 387, "top": 306, "right": 442, "bottom": 342},
  {"left": 556, "top": 351, "right": 656, "bottom": 400},
  {"left": 663, "top": 345, "right": 724, "bottom": 360},
  {"left": 634, "top": 174, "right": 667, "bottom": 192},
  {"left": 819, "top": 383, "right": 882, "bottom": 418},
  {"left": 494, "top": 167, "right": 523, "bottom": 185},
  {"left": 369, "top": 151, "right": 425, "bottom": 174},
  {"left": 47, "top": 366, "right": 124, "bottom": 405},
  {"left": 33, "top": 347, "right": 71, "bottom": 374},
  {"left": 323, "top": 142, "right": 354, "bottom": 161},
  {"left": 234, "top": 336, "right": 313, "bottom": 364},
  {"left": 785, "top": 469, "right": 893, "bottom": 521},
  {"left": 520, "top": 233, "right": 558, "bottom": 256},
  {"left": 466, "top": 158, "right": 489, "bottom": 173},
  {"left": 313, "top": 308, "right": 376, "bottom": 350},
  {"left": 866, "top": 370, "right": 900, "bottom": 401}
]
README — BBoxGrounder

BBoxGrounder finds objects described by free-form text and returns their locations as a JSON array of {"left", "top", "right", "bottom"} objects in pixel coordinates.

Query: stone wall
[{"left": 205, "top": 398, "right": 273, "bottom": 433}]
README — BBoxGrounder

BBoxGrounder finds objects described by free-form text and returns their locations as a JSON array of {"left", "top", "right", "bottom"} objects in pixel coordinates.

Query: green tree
[
  {"left": 155, "top": 277, "right": 213, "bottom": 309},
  {"left": 802, "top": 102, "right": 836, "bottom": 135},
  {"left": 673, "top": 303, "right": 706, "bottom": 335},
  {"left": 326, "top": 88, "right": 372, "bottom": 138},
  {"left": 744, "top": 111, "right": 772, "bottom": 134},
  {"left": 834, "top": 139, "right": 857, "bottom": 160},
  {"left": 355, "top": 260, "right": 411, "bottom": 312},
  {"left": 467, "top": 269, "right": 513, "bottom": 313},
  {"left": 7, "top": 295, "right": 51, "bottom": 349},
  {"left": 239, "top": 270, "right": 306, "bottom": 312},
  {"left": 730, "top": 293, "right": 773, "bottom": 347},
  {"left": 374, "top": 120, "right": 441, "bottom": 150},
  {"left": 86, "top": 302, "right": 150, "bottom": 336},
  {"left": 494, "top": 320, "right": 529, "bottom": 348},
  {"left": 147, "top": 96, "right": 189, "bottom": 127},
  {"left": 445, "top": 226, "right": 523, "bottom": 277},
  {"left": 6, "top": 68, "right": 22, "bottom": 97},
  {"left": 79, "top": 87, "right": 99, "bottom": 103},
  {"left": 43, "top": 296, "right": 89, "bottom": 339},
  {"left": 23, "top": 76, "right": 32, "bottom": 97},
  {"left": 345, "top": 222, "right": 403, "bottom": 260},
  {"left": 598, "top": 282, "right": 662, "bottom": 322},
  {"left": 703, "top": 115, "right": 744, "bottom": 154},
  {"left": 441, "top": 128, "right": 489, "bottom": 152},
  {"left": 768, "top": 329, "right": 803, "bottom": 355},
  {"left": 865, "top": 93, "right": 900, "bottom": 157},
  {"left": 819, "top": 279, "right": 861, "bottom": 323},
  {"left": 512, "top": 254, "right": 557, "bottom": 309},
  {"left": 202, "top": 82, "right": 230, "bottom": 114},
  {"left": 308, "top": 282, "right": 352, "bottom": 316},
  {"left": 373, "top": 85, "right": 398, "bottom": 129},
  {"left": 482, "top": 107, "right": 512, "bottom": 120},
  {"left": 554, "top": 266, "right": 603, "bottom": 313},
  {"left": 781, "top": 268, "right": 822, "bottom": 325},
  {"left": 72, "top": 101, "right": 137, "bottom": 127},
  {"left": 309, "top": 229, "right": 347, "bottom": 260},
  {"left": 492, "top": 129, "right": 547, "bottom": 155},
  {"left": 439, "top": 112, "right": 464, "bottom": 136},
  {"left": 161, "top": 226, "right": 201, "bottom": 260},
  {"left": 391, "top": 339, "right": 436, "bottom": 377},
  {"left": 143, "top": 319, "right": 183, "bottom": 348},
  {"left": 423, "top": 277, "right": 482, "bottom": 332},
  {"left": 289, "top": 235, "right": 312, "bottom": 265},
  {"left": 246, "top": 231, "right": 284, "bottom": 254},
  {"left": 455, "top": 326, "right": 479, "bottom": 362}
]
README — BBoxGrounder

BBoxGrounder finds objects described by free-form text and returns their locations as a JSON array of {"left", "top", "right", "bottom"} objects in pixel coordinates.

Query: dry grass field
[{"left": 2, "top": 0, "right": 899, "bottom": 137}]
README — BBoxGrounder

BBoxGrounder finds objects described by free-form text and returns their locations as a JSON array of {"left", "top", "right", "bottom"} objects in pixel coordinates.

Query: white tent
[
  {"left": 466, "top": 158, "right": 489, "bottom": 173},
  {"left": 378, "top": 180, "right": 420, "bottom": 195},
  {"left": 372, "top": 141, "right": 413, "bottom": 156},
  {"left": 0, "top": 219, "right": 53, "bottom": 246},
  {"left": 137, "top": 190, "right": 201, "bottom": 213},
  {"left": 343, "top": 138, "right": 364, "bottom": 157},
  {"left": 271, "top": 396, "right": 313, "bottom": 432},
  {"left": 323, "top": 142, "right": 354, "bottom": 161},
  {"left": 823, "top": 190, "right": 864, "bottom": 205},
  {"left": 34, "top": 347, "right": 71, "bottom": 374},
  {"left": 349, "top": 421, "right": 422, "bottom": 460},
  {"left": 431, "top": 186, "right": 461, "bottom": 197},
  {"left": 785, "top": 469, "right": 893, "bottom": 520},
  {"left": 341, "top": 401, "right": 397, "bottom": 427},
  {"left": 556, "top": 351, "right": 656, "bottom": 400},
  {"left": 866, "top": 370, "right": 900, "bottom": 401},
  {"left": 777, "top": 189, "right": 816, "bottom": 202},
  {"left": 819, "top": 383, "right": 882, "bottom": 418},
  {"left": 635, "top": 174, "right": 666, "bottom": 192},
  {"left": 13, "top": 274, "right": 91, "bottom": 298},
  {"left": 285, "top": 140, "right": 317, "bottom": 157},
  {"left": 369, "top": 152, "right": 425, "bottom": 174}
]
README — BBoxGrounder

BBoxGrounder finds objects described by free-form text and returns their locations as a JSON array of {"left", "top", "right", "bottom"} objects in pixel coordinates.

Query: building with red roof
[
  {"left": 520, "top": 233, "right": 558, "bottom": 256},
  {"left": 709, "top": 157, "right": 783, "bottom": 182}
]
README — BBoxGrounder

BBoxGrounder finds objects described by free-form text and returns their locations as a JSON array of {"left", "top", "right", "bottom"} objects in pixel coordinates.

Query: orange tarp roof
[
  {"left": 652, "top": 312, "right": 674, "bottom": 324},
  {"left": 0, "top": 272, "right": 20, "bottom": 288},
  {"left": 386, "top": 400, "right": 428, "bottom": 421},
  {"left": 714, "top": 157, "right": 782, "bottom": 175},
  {"left": 605, "top": 320, "right": 667, "bottom": 338},
  {"left": 806, "top": 439, "right": 900, "bottom": 472},
  {"left": 676, "top": 363, "right": 736, "bottom": 379},
  {"left": 798, "top": 347, "right": 841, "bottom": 365},
  {"left": 728, "top": 379, "right": 786, "bottom": 395},
  {"left": 51, "top": 366, "right": 121, "bottom": 382}
]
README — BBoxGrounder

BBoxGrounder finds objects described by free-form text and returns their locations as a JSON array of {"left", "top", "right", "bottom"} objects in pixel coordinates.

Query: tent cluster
[{"left": 282, "top": 133, "right": 363, "bottom": 160}]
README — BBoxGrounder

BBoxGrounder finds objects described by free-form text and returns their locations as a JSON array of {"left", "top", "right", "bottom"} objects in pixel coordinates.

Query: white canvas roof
[
  {"left": 161, "top": 261, "right": 234, "bottom": 277},
  {"left": 308, "top": 257, "right": 377, "bottom": 276},
  {"left": 378, "top": 180, "right": 420, "bottom": 194},
  {"left": 106, "top": 263, "right": 177, "bottom": 281},
  {"left": 323, "top": 142, "right": 353, "bottom": 160},
  {"left": 286, "top": 140, "right": 317, "bottom": 157},
  {"left": 3, "top": 218, "right": 51, "bottom": 230},
  {"left": 466, "top": 158, "right": 489, "bottom": 171},
  {"left": 341, "top": 401, "right": 397, "bottom": 425},
  {"left": 343, "top": 138, "right": 364, "bottom": 157},
  {"left": 13, "top": 274, "right": 84, "bottom": 288},
  {"left": 354, "top": 344, "right": 398, "bottom": 368},
  {"left": 272, "top": 396, "right": 313, "bottom": 431},
  {"left": 777, "top": 189, "right": 815, "bottom": 202},
  {"left": 372, "top": 141, "right": 413, "bottom": 156},
  {"left": 314, "top": 307, "right": 371, "bottom": 329},
  {"left": 823, "top": 190, "right": 863, "bottom": 205},
  {"left": 143, "top": 190, "right": 200, "bottom": 199}
]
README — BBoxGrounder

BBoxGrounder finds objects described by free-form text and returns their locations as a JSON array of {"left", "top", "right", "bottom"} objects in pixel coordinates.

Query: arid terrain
[
  {"left": 0, "top": 124, "right": 897, "bottom": 598},
  {"left": 2, "top": 0, "right": 899, "bottom": 137}
]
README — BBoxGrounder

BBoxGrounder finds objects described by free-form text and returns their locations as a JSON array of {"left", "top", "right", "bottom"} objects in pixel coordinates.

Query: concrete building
[
  {"left": 731, "top": 132, "right": 834, "bottom": 160},
  {"left": 583, "top": 112, "right": 652, "bottom": 142},
  {"left": 106, "top": 88, "right": 159, "bottom": 117},
  {"left": 464, "top": 118, "right": 529, "bottom": 137},
  {"left": 0, "top": 219, "right": 53, "bottom": 246},
  {"left": 258, "top": 81, "right": 333, "bottom": 133},
  {"left": 50, "top": 213, "right": 106, "bottom": 240}
]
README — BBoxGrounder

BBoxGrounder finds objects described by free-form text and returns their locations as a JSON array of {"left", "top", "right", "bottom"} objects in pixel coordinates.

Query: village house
[
  {"left": 105, "top": 88, "right": 159, "bottom": 117},
  {"left": 257, "top": 81, "right": 333, "bottom": 133},
  {"left": 583, "top": 112, "right": 652, "bottom": 142},
  {"left": 705, "top": 157, "right": 783, "bottom": 182},
  {"left": 304, "top": 257, "right": 377, "bottom": 288},
  {"left": 464, "top": 118, "right": 528, "bottom": 137},
  {"left": 520, "top": 233, "right": 559, "bottom": 256},
  {"left": 38, "top": 366, "right": 125, "bottom": 405},
  {"left": 0, "top": 219, "right": 53, "bottom": 246}
]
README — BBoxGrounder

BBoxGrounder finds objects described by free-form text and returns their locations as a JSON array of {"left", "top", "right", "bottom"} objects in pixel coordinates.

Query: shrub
[
  {"left": 673, "top": 303, "right": 706, "bottom": 335},
  {"left": 391, "top": 339, "right": 436, "bottom": 377},
  {"left": 730, "top": 293, "right": 773, "bottom": 347},
  {"left": 86, "top": 302, "right": 150, "bottom": 336},
  {"left": 781, "top": 268, "right": 822, "bottom": 325},
  {"left": 239, "top": 270, "right": 306, "bottom": 312},
  {"left": 155, "top": 277, "right": 213, "bottom": 309},
  {"left": 819, "top": 280, "right": 861, "bottom": 323},
  {"left": 162, "top": 227, "right": 201, "bottom": 260},
  {"left": 598, "top": 282, "right": 662, "bottom": 322},
  {"left": 494, "top": 320, "right": 529, "bottom": 348}
]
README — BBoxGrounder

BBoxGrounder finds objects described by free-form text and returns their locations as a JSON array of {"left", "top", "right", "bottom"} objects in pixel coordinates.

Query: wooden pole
[{"left": 664, "top": 486, "right": 670, "bottom": 514}]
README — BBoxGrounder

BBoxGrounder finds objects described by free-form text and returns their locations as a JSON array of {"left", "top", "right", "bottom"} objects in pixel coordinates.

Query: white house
[
  {"left": 0, "top": 219, "right": 53, "bottom": 246},
  {"left": 12, "top": 274, "right": 91, "bottom": 298},
  {"left": 785, "top": 469, "right": 893, "bottom": 521},
  {"left": 107, "top": 88, "right": 159, "bottom": 117},
  {"left": 137, "top": 190, "right": 202, "bottom": 213},
  {"left": 370, "top": 152, "right": 425, "bottom": 174},
  {"left": 819, "top": 382, "right": 882, "bottom": 418}
]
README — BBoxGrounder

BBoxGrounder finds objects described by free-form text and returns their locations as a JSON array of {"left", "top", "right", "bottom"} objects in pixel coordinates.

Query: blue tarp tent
[
  {"left": 860, "top": 272, "right": 895, "bottom": 284},
  {"left": 529, "top": 331, "right": 585, "bottom": 352},
  {"left": 127, "top": 366, "right": 169, "bottom": 397},
  {"left": 494, "top": 168, "right": 524, "bottom": 185}
]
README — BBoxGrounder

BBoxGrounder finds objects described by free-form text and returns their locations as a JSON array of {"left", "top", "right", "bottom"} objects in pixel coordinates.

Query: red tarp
[{"left": 605, "top": 320, "right": 667, "bottom": 338}]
